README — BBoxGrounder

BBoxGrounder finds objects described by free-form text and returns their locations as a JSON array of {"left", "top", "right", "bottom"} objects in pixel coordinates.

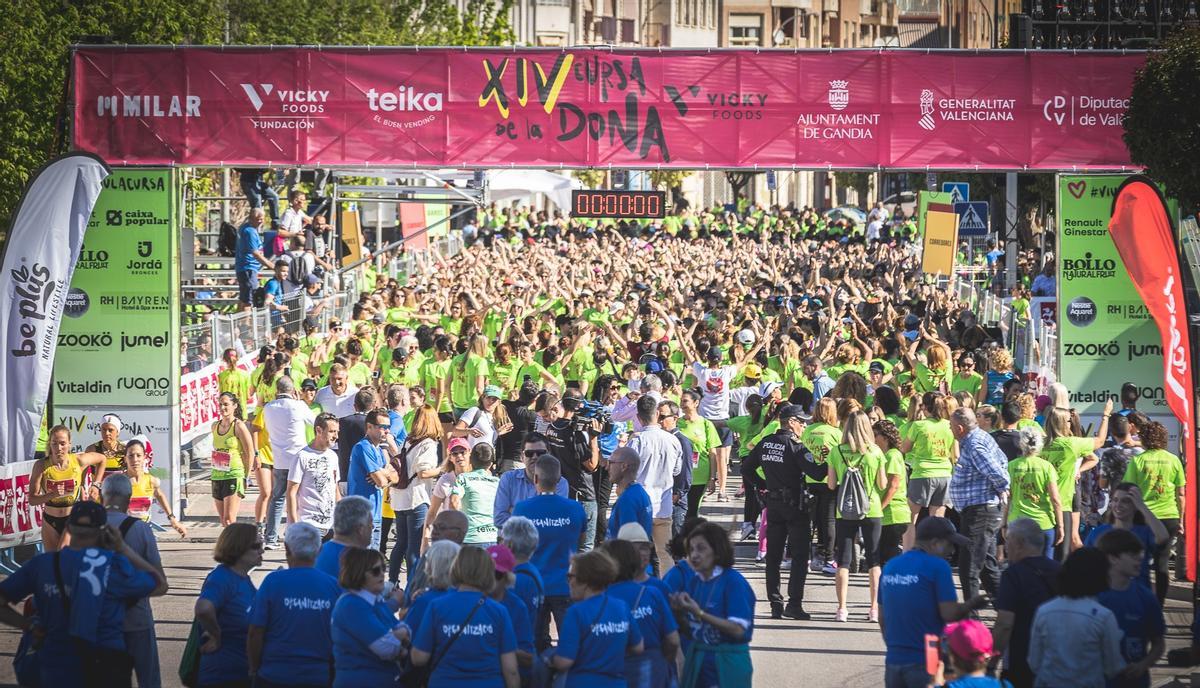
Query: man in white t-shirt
[
  {"left": 315, "top": 364, "right": 359, "bottom": 418},
  {"left": 867, "top": 200, "right": 889, "bottom": 224},
  {"left": 866, "top": 218, "right": 884, "bottom": 242},
  {"left": 261, "top": 376, "right": 317, "bottom": 548},
  {"left": 690, "top": 336, "right": 763, "bottom": 501},
  {"left": 278, "top": 190, "right": 310, "bottom": 243},
  {"left": 288, "top": 412, "right": 343, "bottom": 535}
]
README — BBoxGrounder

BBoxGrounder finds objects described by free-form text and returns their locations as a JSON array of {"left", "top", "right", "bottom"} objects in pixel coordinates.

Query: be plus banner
[{"left": 72, "top": 47, "right": 1142, "bottom": 170}]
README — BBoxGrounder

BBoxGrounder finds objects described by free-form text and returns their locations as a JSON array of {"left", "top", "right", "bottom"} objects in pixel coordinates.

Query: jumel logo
[{"left": 1067, "top": 296, "right": 1097, "bottom": 327}]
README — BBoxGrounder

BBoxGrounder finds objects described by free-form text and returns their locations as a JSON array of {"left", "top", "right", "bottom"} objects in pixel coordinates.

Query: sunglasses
[
  {"left": 659, "top": 413, "right": 676, "bottom": 420},
  {"left": 523, "top": 449, "right": 543, "bottom": 458}
]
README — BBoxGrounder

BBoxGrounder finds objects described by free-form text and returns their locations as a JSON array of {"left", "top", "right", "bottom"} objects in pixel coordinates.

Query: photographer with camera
[
  {"left": 546, "top": 390, "right": 601, "bottom": 551},
  {"left": 741, "top": 404, "right": 828, "bottom": 621}
]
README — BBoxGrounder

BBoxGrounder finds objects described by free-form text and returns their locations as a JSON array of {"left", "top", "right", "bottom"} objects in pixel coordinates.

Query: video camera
[{"left": 572, "top": 399, "right": 613, "bottom": 434}]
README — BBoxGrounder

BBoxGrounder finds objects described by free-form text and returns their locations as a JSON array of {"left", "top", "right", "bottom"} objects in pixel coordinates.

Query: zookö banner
[{"left": 73, "top": 47, "right": 1141, "bottom": 170}]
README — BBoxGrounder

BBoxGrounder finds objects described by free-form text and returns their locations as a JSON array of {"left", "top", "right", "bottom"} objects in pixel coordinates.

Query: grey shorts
[{"left": 908, "top": 476, "right": 950, "bottom": 508}]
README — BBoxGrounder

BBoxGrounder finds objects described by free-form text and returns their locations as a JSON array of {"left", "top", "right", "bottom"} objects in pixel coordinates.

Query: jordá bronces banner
[
  {"left": 73, "top": 47, "right": 1140, "bottom": 170},
  {"left": 0, "top": 153, "right": 108, "bottom": 546}
]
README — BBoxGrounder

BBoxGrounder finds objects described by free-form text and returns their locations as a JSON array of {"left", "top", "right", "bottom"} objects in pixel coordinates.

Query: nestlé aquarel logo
[{"left": 1066, "top": 296, "right": 1097, "bottom": 327}]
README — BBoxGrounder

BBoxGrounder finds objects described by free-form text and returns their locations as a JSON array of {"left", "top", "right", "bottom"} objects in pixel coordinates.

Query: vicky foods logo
[{"left": 239, "top": 83, "right": 327, "bottom": 130}]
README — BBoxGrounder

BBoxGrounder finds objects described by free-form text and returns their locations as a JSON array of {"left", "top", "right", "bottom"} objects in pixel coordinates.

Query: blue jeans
[
  {"left": 239, "top": 170, "right": 279, "bottom": 221},
  {"left": 885, "top": 663, "right": 932, "bottom": 688},
  {"left": 579, "top": 500, "right": 597, "bottom": 553},
  {"left": 1042, "top": 528, "right": 1056, "bottom": 559},
  {"left": 370, "top": 518, "right": 381, "bottom": 550},
  {"left": 263, "top": 467, "right": 290, "bottom": 545},
  {"left": 388, "top": 504, "right": 428, "bottom": 583}
]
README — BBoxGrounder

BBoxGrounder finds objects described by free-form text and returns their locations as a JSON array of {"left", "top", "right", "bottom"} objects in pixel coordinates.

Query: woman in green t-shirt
[
  {"left": 873, "top": 419, "right": 910, "bottom": 565},
  {"left": 449, "top": 335, "right": 491, "bottom": 417},
  {"left": 826, "top": 410, "right": 888, "bottom": 623},
  {"left": 679, "top": 390, "right": 722, "bottom": 522},
  {"left": 1122, "top": 420, "right": 1186, "bottom": 602},
  {"left": 1042, "top": 399, "right": 1110, "bottom": 557},
  {"left": 1003, "top": 427, "right": 1063, "bottom": 558},
  {"left": 801, "top": 398, "right": 842, "bottom": 572},
  {"left": 900, "top": 392, "right": 958, "bottom": 524}
]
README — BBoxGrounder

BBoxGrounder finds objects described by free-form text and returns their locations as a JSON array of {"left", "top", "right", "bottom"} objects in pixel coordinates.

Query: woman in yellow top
[
  {"left": 212, "top": 392, "right": 256, "bottom": 527},
  {"left": 85, "top": 414, "right": 127, "bottom": 499},
  {"left": 825, "top": 411, "right": 888, "bottom": 622},
  {"left": 123, "top": 439, "right": 187, "bottom": 537},
  {"left": 903, "top": 325, "right": 953, "bottom": 394},
  {"left": 28, "top": 426, "right": 106, "bottom": 551},
  {"left": 450, "top": 335, "right": 490, "bottom": 418},
  {"left": 248, "top": 407, "right": 273, "bottom": 533},
  {"left": 218, "top": 347, "right": 252, "bottom": 411},
  {"left": 873, "top": 419, "right": 911, "bottom": 566}
]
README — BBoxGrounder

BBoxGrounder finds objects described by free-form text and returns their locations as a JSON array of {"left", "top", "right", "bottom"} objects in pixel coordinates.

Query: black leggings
[
  {"left": 879, "top": 523, "right": 906, "bottom": 566},
  {"left": 687, "top": 484, "right": 707, "bottom": 522},
  {"left": 808, "top": 483, "right": 837, "bottom": 560},
  {"left": 378, "top": 516, "right": 393, "bottom": 557},
  {"left": 834, "top": 517, "right": 883, "bottom": 569},
  {"left": 1156, "top": 518, "right": 1181, "bottom": 604}
]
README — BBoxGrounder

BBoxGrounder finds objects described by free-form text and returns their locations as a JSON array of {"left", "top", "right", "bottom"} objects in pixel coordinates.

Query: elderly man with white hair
[
  {"left": 948, "top": 406, "right": 1010, "bottom": 603},
  {"left": 101, "top": 473, "right": 167, "bottom": 688},
  {"left": 247, "top": 522, "right": 341, "bottom": 687}
]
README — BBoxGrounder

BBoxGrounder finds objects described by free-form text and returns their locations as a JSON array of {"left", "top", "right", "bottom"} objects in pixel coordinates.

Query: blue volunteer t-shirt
[
  {"left": 512, "top": 494, "right": 587, "bottom": 597},
  {"left": 499, "top": 591, "right": 536, "bottom": 682},
  {"left": 248, "top": 567, "right": 341, "bottom": 684},
  {"left": 0, "top": 549, "right": 155, "bottom": 686},
  {"left": 683, "top": 567, "right": 755, "bottom": 686},
  {"left": 607, "top": 580, "right": 677, "bottom": 651},
  {"left": 606, "top": 482, "right": 653, "bottom": 541},
  {"left": 404, "top": 586, "right": 453, "bottom": 637},
  {"left": 331, "top": 592, "right": 403, "bottom": 687},
  {"left": 315, "top": 540, "right": 347, "bottom": 582},
  {"left": 662, "top": 560, "right": 695, "bottom": 594},
  {"left": 879, "top": 549, "right": 958, "bottom": 665},
  {"left": 411, "top": 591, "right": 517, "bottom": 688},
  {"left": 556, "top": 593, "right": 643, "bottom": 687},
  {"left": 512, "top": 561, "right": 545, "bottom": 622},
  {"left": 1097, "top": 582, "right": 1165, "bottom": 688},
  {"left": 1085, "top": 524, "right": 1156, "bottom": 589},
  {"left": 348, "top": 439, "right": 387, "bottom": 520},
  {"left": 198, "top": 564, "right": 257, "bottom": 685},
  {"left": 235, "top": 223, "right": 263, "bottom": 272}
]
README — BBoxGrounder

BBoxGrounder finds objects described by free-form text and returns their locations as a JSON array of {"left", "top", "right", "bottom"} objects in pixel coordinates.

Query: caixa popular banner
[{"left": 72, "top": 47, "right": 1143, "bottom": 170}]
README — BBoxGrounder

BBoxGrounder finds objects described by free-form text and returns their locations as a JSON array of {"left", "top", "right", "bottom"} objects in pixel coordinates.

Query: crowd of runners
[{"left": 3, "top": 197, "right": 1191, "bottom": 688}]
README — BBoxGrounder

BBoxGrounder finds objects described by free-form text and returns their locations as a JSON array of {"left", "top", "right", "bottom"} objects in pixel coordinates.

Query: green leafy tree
[
  {"left": 648, "top": 170, "right": 691, "bottom": 191},
  {"left": 573, "top": 170, "right": 606, "bottom": 189},
  {"left": 1124, "top": 28, "right": 1200, "bottom": 213},
  {"left": 0, "top": 0, "right": 514, "bottom": 241}
]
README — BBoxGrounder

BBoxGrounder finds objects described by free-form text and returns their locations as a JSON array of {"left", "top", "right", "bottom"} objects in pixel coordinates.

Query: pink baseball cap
[
  {"left": 448, "top": 437, "right": 470, "bottom": 453},
  {"left": 487, "top": 544, "right": 516, "bottom": 574},
  {"left": 944, "top": 619, "right": 993, "bottom": 660}
]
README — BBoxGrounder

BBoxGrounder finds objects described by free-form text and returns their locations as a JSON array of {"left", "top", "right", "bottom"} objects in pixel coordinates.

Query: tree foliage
[
  {"left": 648, "top": 170, "right": 691, "bottom": 191},
  {"left": 1124, "top": 28, "right": 1200, "bottom": 214},
  {"left": 0, "top": 0, "right": 515, "bottom": 237}
]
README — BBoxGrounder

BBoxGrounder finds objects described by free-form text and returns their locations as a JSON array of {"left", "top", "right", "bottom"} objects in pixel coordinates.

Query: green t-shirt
[
  {"left": 726, "top": 415, "right": 768, "bottom": 458},
  {"left": 914, "top": 363, "right": 951, "bottom": 394},
  {"left": 1123, "top": 448, "right": 1185, "bottom": 519},
  {"left": 907, "top": 418, "right": 955, "bottom": 479},
  {"left": 1039, "top": 436, "right": 1096, "bottom": 509},
  {"left": 439, "top": 315, "right": 463, "bottom": 335},
  {"left": 801, "top": 423, "right": 842, "bottom": 485},
  {"left": 218, "top": 368, "right": 252, "bottom": 412},
  {"left": 1016, "top": 418, "right": 1044, "bottom": 434},
  {"left": 881, "top": 448, "right": 911, "bottom": 526},
  {"left": 450, "top": 468, "right": 501, "bottom": 544},
  {"left": 450, "top": 354, "right": 490, "bottom": 409},
  {"left": 950, "top": 371, "right": 984, "bottom": 398},
  {"left": 679, "top": 416, "right": 721, "bottom": 486},
  {"left": 1008, "top": 454, "right": 1060, "bottom": 530},
  {"left": 347, "top": 361, "right": 373, "bottom": 388},
  {"left": 421, "top": 357, "right": 453, "bottom": 413},
  {"left": 383, "top": 363, "right": 421, "bottom": 387},
  {"left": 491, "top": 360, "right": 520, "bottom": 394},
  {"left": 828, "top": 444, "right": 885, "bottom": 519}
]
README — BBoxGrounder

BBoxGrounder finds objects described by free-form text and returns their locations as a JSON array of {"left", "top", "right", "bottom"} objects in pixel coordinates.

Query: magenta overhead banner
[{"left": 72, "top": 47, "right": 1142, "bottom": 170}]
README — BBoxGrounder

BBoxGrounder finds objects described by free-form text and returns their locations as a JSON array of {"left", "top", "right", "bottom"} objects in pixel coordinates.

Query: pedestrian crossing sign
[
  {"left": 942, "top": 182, "right": 969, "bottom": 205},
  {"left": 955, "top": 201, "right": 989, "bottom": 236}
]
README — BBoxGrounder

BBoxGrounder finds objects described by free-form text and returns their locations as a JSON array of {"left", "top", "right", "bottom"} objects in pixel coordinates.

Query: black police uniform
[{"left": 742, "top": 425, "right": 828, "bottom": 619}]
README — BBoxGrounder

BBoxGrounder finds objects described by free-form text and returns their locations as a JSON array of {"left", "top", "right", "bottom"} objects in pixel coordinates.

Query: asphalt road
[{"left": 0, "top": 476, "right": 1194, "bottom": 687}]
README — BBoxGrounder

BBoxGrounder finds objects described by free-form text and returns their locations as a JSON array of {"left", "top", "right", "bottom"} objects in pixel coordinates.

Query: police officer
[{"left": 742, "top": 403, "right": 828, "bottom": 620}]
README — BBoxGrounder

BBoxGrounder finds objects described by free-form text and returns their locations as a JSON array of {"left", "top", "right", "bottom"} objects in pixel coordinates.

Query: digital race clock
[{"left": 571, "top": 190, "right": 667, "bottom": 219}]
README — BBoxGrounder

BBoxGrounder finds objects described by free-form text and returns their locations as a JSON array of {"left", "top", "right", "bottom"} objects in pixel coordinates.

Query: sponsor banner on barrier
[
  {"left": 73, "top": 48, "right": 1141, "bottom": 170},
  {"left": 180, "top": 354, "right": 259, "bottom": 445},
  {"left": 0, "top": 461, "right": 41, "bottom": 548},
  {"left": 1057, "top": 175, "right": 1170, "bottom": 417},
  {"left": 56, "top": 169, "right": 179, "bottom": 407}
]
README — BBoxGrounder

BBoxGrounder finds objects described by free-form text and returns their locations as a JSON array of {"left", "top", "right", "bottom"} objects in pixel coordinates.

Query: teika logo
[{"left": 367, "top": 87, "right": 444, "bottom": 112}]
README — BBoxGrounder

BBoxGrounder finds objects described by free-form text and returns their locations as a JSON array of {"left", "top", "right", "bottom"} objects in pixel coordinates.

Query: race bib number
[
  {"left": 128, "top": 497, "right": 152, "bottom": 519},
  {"left": 212, "top": 451, "right": 232, "bottom": 470}
]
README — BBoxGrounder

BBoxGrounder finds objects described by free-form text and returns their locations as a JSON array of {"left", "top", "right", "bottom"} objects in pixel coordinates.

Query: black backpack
[
  {"left": 217, "top": 221, "right": 238, "bottom": 257},
  {"left": 285, "top": 252, "right": 310, "bottom": 288},
  {"left": 252, "top": 284, "right": 267, "bottom": 308}
]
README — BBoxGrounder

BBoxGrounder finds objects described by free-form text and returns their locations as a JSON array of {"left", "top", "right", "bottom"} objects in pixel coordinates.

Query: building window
[{"left": 730, "top": 13, "right": 763, "bottom": 45}]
